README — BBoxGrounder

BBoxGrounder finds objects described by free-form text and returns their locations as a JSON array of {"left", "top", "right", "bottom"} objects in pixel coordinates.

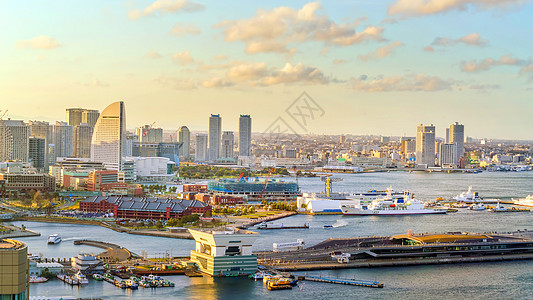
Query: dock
[
  {"left": 74, "top": 240, "right": 137, "bottom": 261},
  {"left": 302, "top": 275, "right": 383, "bottom": 288},
  {"left": 256, "top": 224, "right": 309, "bottom": 230}
]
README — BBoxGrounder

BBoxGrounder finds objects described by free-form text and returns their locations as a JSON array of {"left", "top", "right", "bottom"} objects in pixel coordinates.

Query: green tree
[{"left": 155, "top": 220, "right": 163, "bottom": 230}]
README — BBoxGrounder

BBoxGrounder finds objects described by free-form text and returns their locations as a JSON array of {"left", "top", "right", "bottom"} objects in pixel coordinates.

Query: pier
[
  {"left": 301, "top": 275, "right": 383, "bottom": 288},
  {"left": 256, "top": 223, "right": 309, "bottom": 230},
  {"left": 74, "top": 240, "right": 137, "bottom": 261}
]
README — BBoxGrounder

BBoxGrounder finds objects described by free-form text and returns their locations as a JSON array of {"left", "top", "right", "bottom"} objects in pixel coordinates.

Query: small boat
[
  {"left": 267, "top": 277, "right": 293, "bottom": 290},
  {"left": 469, "top": 203, "right": 486, "bottom": 211},
  {"left": 489, "top": 201, "right": 509, "bottom": 212},
  {"left": 513, "top": 195, "right": 533, "bottom": 207},
  {"left": 323, "top": 225, "right": 333, "bottom": 229},
  {"left": 92, "top": 274, "right": 104, "bottom": 281},
  {"left": 125, "top": 279, "right": 139, "bottom": 290},
  {"left": 47, "top": 234, "right": 62, "bottom": 244},
  {"left": 29, "top": 276, "right": 48, "bottom": 283},
  {"left": 74, "top": 271, "right": 89, "bottom": 285},
  {"left": 250, "top": 271, "right": 267, "bottom": 280}
]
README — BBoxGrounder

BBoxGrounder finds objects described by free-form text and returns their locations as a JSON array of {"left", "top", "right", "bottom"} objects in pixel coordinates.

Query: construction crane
[
  {"left": 259, "top": 168, "right": 275, "bottom": 200},
  {"left": 0, "top": 110, "right": 7, "bottom": 120},
  {"left": 142, "top": 122, "right": 156, "bottom": 137},
  {"left": 320, "top": 174, "right": 343, "bottom": 197}
]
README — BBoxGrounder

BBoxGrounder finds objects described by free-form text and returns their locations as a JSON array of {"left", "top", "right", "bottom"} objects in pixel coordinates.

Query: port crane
[
  {"left": 142, "top": 122, "right": 156, "bottom": 136},
  {"left": 320, "top": 175, "right": 343, "bottom": 197}
]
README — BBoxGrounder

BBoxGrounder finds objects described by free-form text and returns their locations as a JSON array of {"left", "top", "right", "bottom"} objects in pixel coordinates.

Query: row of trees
[
  {"left": 177, "top": 166, "right": 290, "bottom": 179},
  {"left": 140, "top": 184, "right": 178, "bottom": 194},
  {"left": 212, "top": 206, "right": 256, "bottom": 216}
]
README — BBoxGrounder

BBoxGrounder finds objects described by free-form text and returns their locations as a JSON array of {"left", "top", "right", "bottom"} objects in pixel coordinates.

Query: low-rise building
[{"left": 189, "top": 228, "right": 258, "bottom": 277}]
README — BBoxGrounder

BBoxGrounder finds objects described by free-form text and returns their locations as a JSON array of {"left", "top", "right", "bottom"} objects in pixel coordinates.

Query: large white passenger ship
[{"left": 341, "top": 191, "right": 447, "bottom": 216}]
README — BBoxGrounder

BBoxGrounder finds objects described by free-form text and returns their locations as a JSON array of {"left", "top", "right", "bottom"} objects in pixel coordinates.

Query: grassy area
[{"left": 239, "top": 211, "right": 285, "bottom": 219}]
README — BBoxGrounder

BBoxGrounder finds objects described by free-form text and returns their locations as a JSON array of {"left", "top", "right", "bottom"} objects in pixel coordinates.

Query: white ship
[
  {"left": 298, "top": 188, "right": 406, "bottom": 214},
  {"left": 273, "top": 239, "right": 304, "bottom": 252},
  {"left": 47, "top": 234, "right": 61, "bottom": 244},
  {"left": 513, "top": 195, "right": 533, "bottom": 207},
  {"left": 341, "top": 191, "right": 447, "bottom": 216},
  {"left": 453, "top": 186, "right": 483, "bottom": 203}
]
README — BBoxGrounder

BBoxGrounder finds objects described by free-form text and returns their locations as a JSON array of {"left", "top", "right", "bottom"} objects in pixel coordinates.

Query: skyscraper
[
  {"left": 178, "top": 126, "right": 190, "bottom": 159},
  {"left": 208, "top": 114, "right": 221, "bottom": 161},
  {"left": 67, "top": 108, "right": 100, "bottom": 127},
  {"left": 81, "top": 109, "right": 100, "bottom": 127},
  {"left": 66, "top": 108, "right": 84, "bottom": 126},
  {"left": 29, "top": 137, "right": 46, "bottom": 169},
  {"left": 449, "top": 122, "right": 464, "bottom": 162},
  {"left": 416, "top": 124, "right": 435, "bottom": 167},
  {"left": 91, "top": 101, "right": 126, "bottom": 170},
  {"left": 52, "top": 121, "right": 74, "bottom": 158},
  {"left": 221, "top": 131, "right": 235, "bottom": 159},
  {"left": 74, "top": 123, "right": 93, "bottom": 158},
  {"left": 0, "top": 119, "right": 29, "bottom": 162},
  {"left": 28, "top": 120, "right": 53, "bottom": 167},
  {"left": 238, "top": 115, "right": 251, "bottom": 157},
  {"left": 195, "top": 134, "right": 208, "bottom": 162}
]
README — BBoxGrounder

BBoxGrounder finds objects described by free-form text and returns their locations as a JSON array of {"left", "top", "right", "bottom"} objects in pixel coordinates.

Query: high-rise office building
[
  {"left": 221, "top": 131, "right": 234, "bottom": 159},
  {"left": 136, "top": 125, "right": 163, "bottom": 143},
  {"left": 449, "top": 122, "right": 464, "bottom": 162},
  {"left": 82, "top": 109, "right": 100, "bottom": 127},
  {"left": 178, "top": 126, "right": 190, "bottom": 159},
  {"left": 439, "top": 143, "right": 457, "bottom": 167},
  {"left": 0, "top": 119, "right": 29, "bottom": 162},
  {"left": 238, "top": 115, "right": 252, "bottom": 157},
  {"left": 29, "top": 137, "right": 46, "bottom": 169},
  {"left": 52, "top": 121, "right": 74, "bottom": 158},
  {"left": 416, "top": 124, "right": 436, "bottom": 167},
  {"left": 91, "top": 101, "right": 126, "bottom": 170},
  {"left": 445, "top": 127, "right": 450, "bottom": 144},
  {"left": 0, "top": 239, "right": 29, "bottom": 300},
  {"left": 195, "top": 134, "right": 208, "bottom": 162},
  {"left": 74, "top": 123, "right": 93, "bottom": 158},
  {"left": 208, "top": 114, "right": 221, "bottom": 161}
]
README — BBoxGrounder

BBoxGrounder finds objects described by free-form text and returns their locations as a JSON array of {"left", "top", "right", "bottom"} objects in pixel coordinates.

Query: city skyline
[{"left": 2, "top": 1, "right": 533, "bottom": 139}]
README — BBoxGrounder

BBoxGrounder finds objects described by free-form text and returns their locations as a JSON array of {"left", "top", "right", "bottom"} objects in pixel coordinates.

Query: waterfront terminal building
[
  {"left": 207, "top": 178, "right": 299, "bottom": 201},
  {"left": 189, "top": 228, "right": 258, "bottom": 277},
  {"left": 0, "top": 239, "right": 28, "bottom": 300}
]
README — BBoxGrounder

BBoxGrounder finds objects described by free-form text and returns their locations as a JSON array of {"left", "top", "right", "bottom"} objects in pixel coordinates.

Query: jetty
[
  {"left": 74, "top": 240, "right": 137, "bottom": 261},
  {"left": 301, "top": 275, "right": 383, "bottom": 288},
  {"left": 255, "top": 223, "right": 309, "bottom": 230}
]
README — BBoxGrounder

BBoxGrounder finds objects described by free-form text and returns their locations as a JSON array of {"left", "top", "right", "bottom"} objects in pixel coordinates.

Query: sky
[{"left": 1, "top": 0, "right": 533, "bottom": 139}]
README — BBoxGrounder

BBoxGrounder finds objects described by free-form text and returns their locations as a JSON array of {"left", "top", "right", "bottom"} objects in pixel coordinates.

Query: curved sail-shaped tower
[{"left": 90, "top": 101, "right": 125, "bottom": 170}]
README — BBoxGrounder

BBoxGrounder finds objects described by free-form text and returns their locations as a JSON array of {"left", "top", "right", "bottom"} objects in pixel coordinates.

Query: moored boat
[
  {"left": 513, "top": 195, "right": 533, "bottom": 207},
  {"left": 29, "top": 276, "right": 48, "bottom": 283}
]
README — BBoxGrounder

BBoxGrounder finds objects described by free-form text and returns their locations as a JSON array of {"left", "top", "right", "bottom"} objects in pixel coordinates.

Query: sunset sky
[{"left": 2, "top": 0, "right": 533, "bottom": 139}]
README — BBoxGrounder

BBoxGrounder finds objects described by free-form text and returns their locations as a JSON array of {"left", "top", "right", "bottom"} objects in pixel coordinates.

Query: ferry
[
  {"left": 513, "top": 195, "right": 533, "bottom": 207},
  {"left": 47, "top": 234, "right": 62, "bottom": 244},
  {"left": 299, "top": 188, "right": 406, "bottom": 214},
  {"left": 341, "top": 191, "right": 446, "bottom": 216}
]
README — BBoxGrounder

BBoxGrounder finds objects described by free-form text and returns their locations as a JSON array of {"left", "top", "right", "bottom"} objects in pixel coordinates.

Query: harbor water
[{"left": 10, "top": 171, "right": 533, "bottom": 299}]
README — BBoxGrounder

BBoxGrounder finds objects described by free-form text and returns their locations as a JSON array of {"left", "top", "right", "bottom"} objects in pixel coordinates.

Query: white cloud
[
  {"left": 431, "top": 33, "right": 488, "bottom": 47},
  {"left": 145, "top": 50, "right": 162, "bottom": 59},
  {"left": 216, "top": 2, "right": 384, "bottom": 54},
  {"left": 351, "top": 73, "right": 456, "bottom": 92},
  {"left": 17, "top": 36, "right": 60, "bottom": 50},
  {"left": 358, "top": 41, "right": 404, "bottom": 61},
  {"left": 388, "top": 0, "right": 527, "bottom": 19},
  {"left": 169, "top": 22, "right": 201, "bottom": 36},
  {"left": 261, "top": 62, "right": 329, "bottom": 86},
  {"left": 172, "top": 51, "right": 194, "bottom": 65},
  {"left": 226, "top": 63, "right": 268, "bottom": 82},
  {"left": 461, "top": 54, "right": 526, "bottom": 72},
  {"left": 128, "top": 0, "right": 204, "bottom": 20},
  {"left": 202, "top": 77, "right": 234, "bottom": 88}
]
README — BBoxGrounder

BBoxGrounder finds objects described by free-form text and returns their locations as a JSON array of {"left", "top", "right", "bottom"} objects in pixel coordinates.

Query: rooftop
[{"left": 0, "top": 239, "right": 26, "bottom": 250}]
